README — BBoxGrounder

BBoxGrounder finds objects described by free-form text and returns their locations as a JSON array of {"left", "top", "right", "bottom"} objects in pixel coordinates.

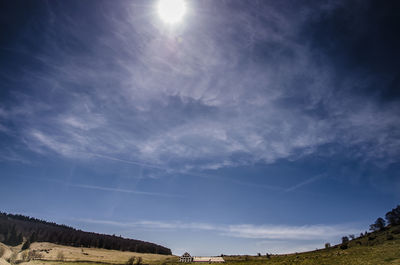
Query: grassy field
[
  {"left": 165, "top": 225, "right": 400, "bottom": 265},
  {"left": 0, "top": 242, "right": 178, "bottom": 265},
  {"left": 221, "top": 240, "right": 400, "bottom": 265},
  {"left": 1, "top": 225, "right": 400, "bottom": 265}
]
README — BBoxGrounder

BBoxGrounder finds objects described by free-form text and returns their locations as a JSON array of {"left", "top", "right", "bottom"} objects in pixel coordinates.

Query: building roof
[{"left": 181, "top": 252, "right": 191, "bottom": 257}]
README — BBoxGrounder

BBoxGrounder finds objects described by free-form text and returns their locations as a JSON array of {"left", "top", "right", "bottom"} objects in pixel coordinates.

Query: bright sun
[{"left": 157, "top": 0, "right": 186, "bottom": 24}]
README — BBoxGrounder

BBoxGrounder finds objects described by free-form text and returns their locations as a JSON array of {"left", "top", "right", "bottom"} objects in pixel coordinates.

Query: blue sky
[{"left": 1, "top": 0, "right": 400, "bottom": 256}]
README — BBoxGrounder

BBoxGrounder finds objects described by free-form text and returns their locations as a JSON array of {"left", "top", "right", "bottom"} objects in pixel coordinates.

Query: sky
[{"left": 1, "top": 0, "right": 400, "bottom": 256}]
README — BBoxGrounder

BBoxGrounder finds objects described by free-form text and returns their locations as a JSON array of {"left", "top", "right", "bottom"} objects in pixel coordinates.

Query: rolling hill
[
  {"left": 0, "top": 224, "right": 399, "bottom": 265},
  {"left": 0, "top": 213, "right": 171, "bottom": 255},
  {"left": 221, "top": 224, "right": 400, "bottom": 265}
]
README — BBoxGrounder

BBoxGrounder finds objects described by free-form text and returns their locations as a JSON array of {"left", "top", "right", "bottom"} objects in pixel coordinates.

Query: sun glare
[{"left": 157, "top": 0, "right": 186, "bottom": 24}]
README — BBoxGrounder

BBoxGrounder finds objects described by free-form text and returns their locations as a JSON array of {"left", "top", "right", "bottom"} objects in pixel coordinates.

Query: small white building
[
  {"left": 179, "top": 253, "right": 225, "bottom": 263},
  {"left": 179, "top": 252, "right": 193, "bottom": 263}
]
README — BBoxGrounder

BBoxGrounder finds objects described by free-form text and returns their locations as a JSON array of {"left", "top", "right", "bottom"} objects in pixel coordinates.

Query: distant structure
[
  {"left": 179, "top": 252, "right": 225, "bottom": 263},
  {"left": 179, "top": 252, "right": 193, "bottom": 263},
  {"left": 193, "top": 257, "right": 225, "bottom": 263}
]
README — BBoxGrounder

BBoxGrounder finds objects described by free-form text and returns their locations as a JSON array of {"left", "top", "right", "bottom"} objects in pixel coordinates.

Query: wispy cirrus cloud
[
  {"left": 35, "top": 178, "right": 181, "bottom": 198},
  {"left": 1, "top": 0, "right": 399, "bottom": 172},
  {"left": 69, "top": 183, "right": 183, "bottom": 198},
  {"left": 75, "top": 218, "right": 359, "bottom": 241},
  {"left": 285, "top": 175, "right": 325, "bottom": 192}
]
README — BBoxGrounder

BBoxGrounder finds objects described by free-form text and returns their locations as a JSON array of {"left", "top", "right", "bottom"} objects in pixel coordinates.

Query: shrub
[
  {"left": 27, "top": 250, "right": 43, "bottom": 260},
  {"left": 21, "top": 251, "right": 30, "bottom": 262},
  {"left": 126, "top": 256, "right": 136, "bottom": 265},
  {"left": 392, "top": 227, "right": 400, "bottom": 234},
  {"left": 340, "top": 244, "right": 348, "bottom": 250},
  {"left": 325, "top": 243, "right": 331, "bottom": 249},
  {"left": 136, "top": 256, "right": 143, "bottom": 265}
]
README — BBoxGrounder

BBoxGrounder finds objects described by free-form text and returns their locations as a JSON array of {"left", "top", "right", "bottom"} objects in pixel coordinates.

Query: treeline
[
  {"left": 333, "top": 204, "right": 400, "bottom": 250},
  {"left": 0, "top": 212, "right": 171, "bottom": 255},
  {"left": 369, "top": 204, "right": 400, "bottom": 232}
]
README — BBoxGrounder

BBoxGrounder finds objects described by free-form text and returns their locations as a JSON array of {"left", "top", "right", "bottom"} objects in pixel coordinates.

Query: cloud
[
  {"left": 285, "top": 175, "right": 324, "bottom": 192},
  {"left": 69, "top": 183, "right": 183, "bottom": 198},
  {"left": 76, "top": 218, "right": 358, "bottom": 241},
  {"left": 0, "top": 148, "right": 31, "bottom": 164},
  {"left": 224, "top": 224, "right": 357, "bottom": 240},
  {"left": 1, "top": 0, "right": 399, "bottom": 171},
  {"left": 34, "top": 178, "right": 181, "bottom": 198}
]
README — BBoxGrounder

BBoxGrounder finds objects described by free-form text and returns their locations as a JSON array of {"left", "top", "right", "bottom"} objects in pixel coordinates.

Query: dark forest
[{"left": 0, "top": 212, "right": 171, "bottom": 255}]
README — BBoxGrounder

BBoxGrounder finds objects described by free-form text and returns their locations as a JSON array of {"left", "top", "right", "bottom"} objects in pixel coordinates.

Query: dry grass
[
  {"left": 21, "top": 242, "right": 177, "bottom": 265},
  {"left": 0, "top": 242, "right": 13, "bottom": 264}
]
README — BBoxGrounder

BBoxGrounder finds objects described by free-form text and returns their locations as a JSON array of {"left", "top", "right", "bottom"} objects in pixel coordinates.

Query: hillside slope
[
  {"left": 0, "top": 225, "right": 399, "bottom": 265},
  {"left": 0, "top": 212, "right": 171, "bottom": 255},
  {"left": 0, "top": 242, "right": 12, "bottom": 265},
  {"left": 220, "top": 225, "right": 400, "bottom": 265},
  {"left": 0, "top": 242, "right": 178, "bottom": 265}
]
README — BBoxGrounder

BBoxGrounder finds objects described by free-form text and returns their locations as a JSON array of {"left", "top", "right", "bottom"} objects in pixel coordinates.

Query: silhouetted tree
[
  {"left": 341, "top": 236, "right": 349, "bottom": 244},
  {"left": 29, "top": 232, "right": 37, "bottom": 243},
  {"left": 22, "top": 240, "right": 31, "bottom": 250},
  {"left": 325, "top": 243, "right": 331, "bottom": 249},
  {"left": 4, "top": 225, "right": 22, "bottom": 246},
  {"left": 385, "top": 205, "right": 400, "bottom": 226},
  {"left": 370, "top": 217, "right": 386, "bottom": 232}
]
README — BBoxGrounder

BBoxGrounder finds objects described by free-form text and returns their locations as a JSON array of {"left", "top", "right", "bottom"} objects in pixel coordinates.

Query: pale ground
[
  {"left": 0, "top": 242, "right": 178, "bottom": 265},
  {"left": 0, "top": 242, "right": 12, "bottom": 265}
]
